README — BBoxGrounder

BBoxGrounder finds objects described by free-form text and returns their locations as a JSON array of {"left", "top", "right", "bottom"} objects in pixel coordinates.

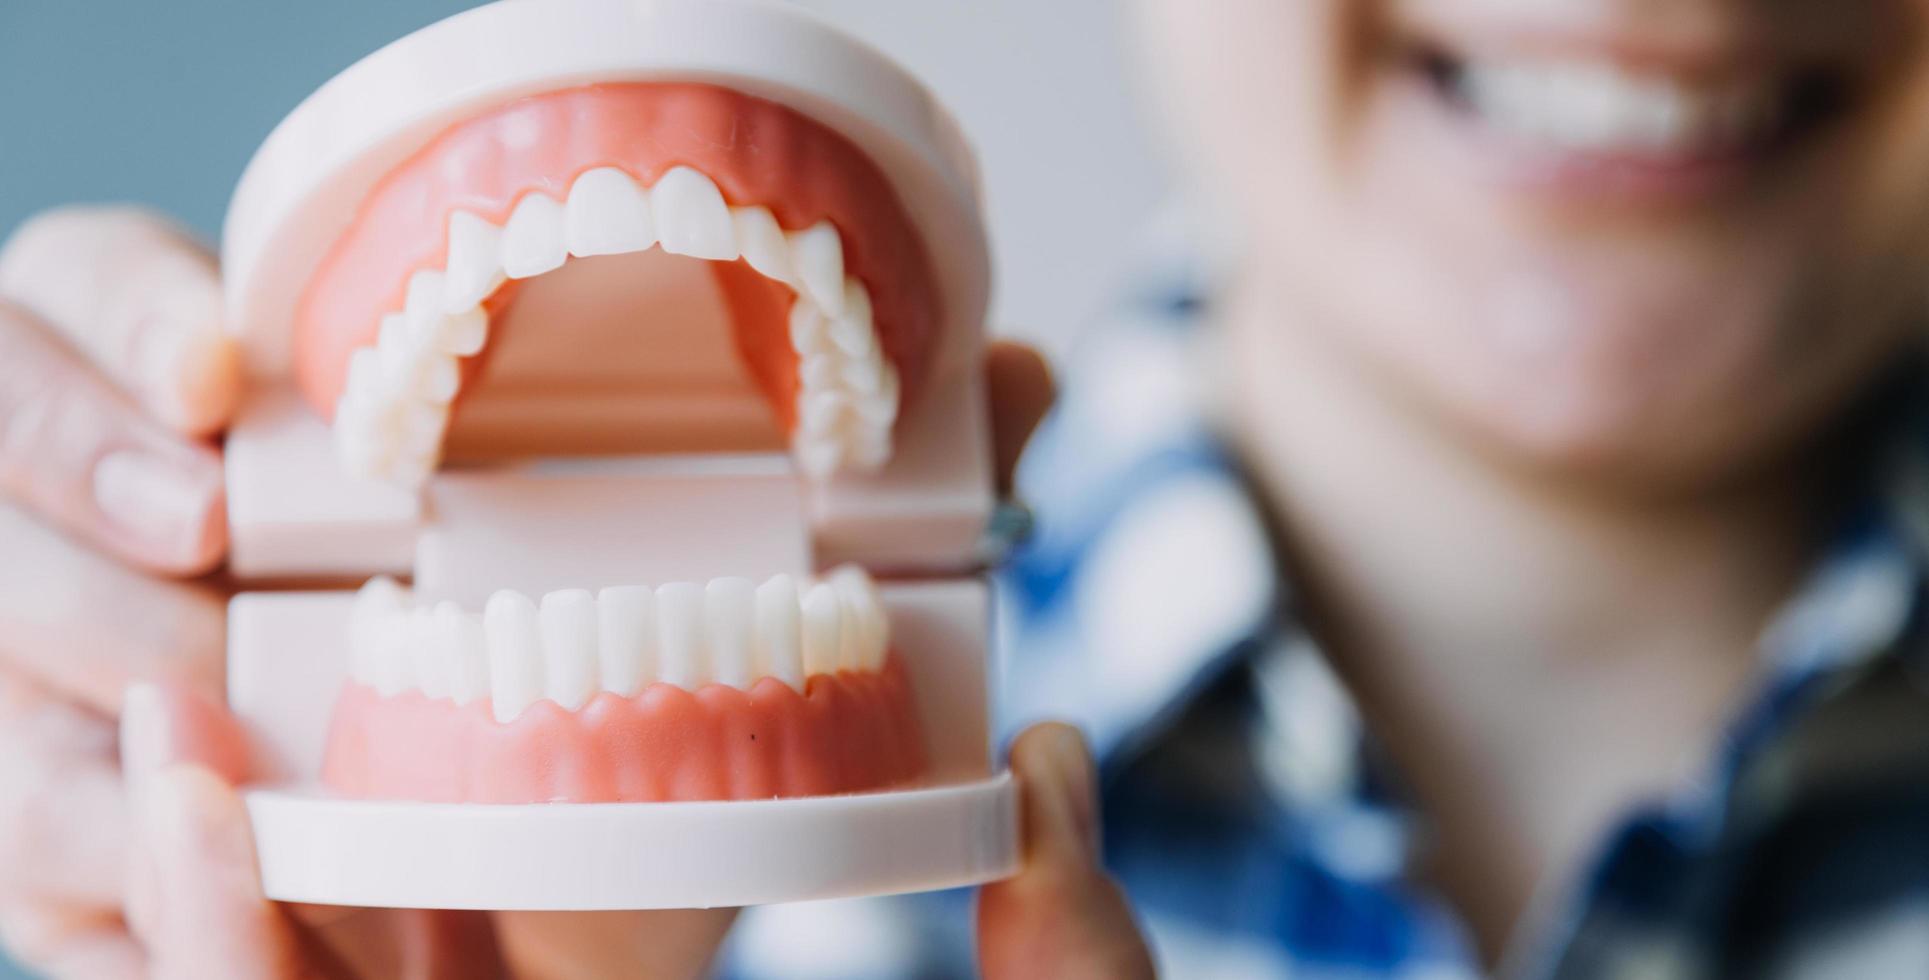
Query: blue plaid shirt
[{"left": 725, "top": 263, "right": 1929, "bottom": 979}]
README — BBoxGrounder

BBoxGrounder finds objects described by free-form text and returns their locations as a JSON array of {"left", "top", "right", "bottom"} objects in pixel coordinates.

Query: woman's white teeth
[
  {"left": 351, "top": 568, "right": 891, "bottom": 721},
  {"left": 335, "top": 164, "right": 899, "bottom": 489},
  {"left": 1456, "top": 59, "right": 1777, "bottom": 155}
]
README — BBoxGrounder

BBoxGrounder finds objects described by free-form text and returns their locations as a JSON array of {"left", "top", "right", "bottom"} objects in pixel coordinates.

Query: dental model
[{"left": 218, "top": 0, "right": 1015, "bottom": 910}]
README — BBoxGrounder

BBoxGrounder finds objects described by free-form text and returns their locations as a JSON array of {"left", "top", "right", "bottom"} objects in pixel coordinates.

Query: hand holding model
[{"left": 0, "top": 205, "right": 1151, "bottom": 977}]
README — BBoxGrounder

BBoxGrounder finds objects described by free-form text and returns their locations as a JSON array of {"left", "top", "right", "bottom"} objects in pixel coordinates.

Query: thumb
[
  {"left": 121, "top": 682, "right": 314, "bottom": 980},
  {"left": 977, "top": 723, "right": 1155, "bottom": 980}
]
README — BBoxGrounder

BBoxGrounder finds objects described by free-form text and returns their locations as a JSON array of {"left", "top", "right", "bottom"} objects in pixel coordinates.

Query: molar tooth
[
  {"left": 566, "top": 166, "right": 656, "bottom": 257},
  {"left": 407, "top": 607, "right": 450, "bottom": 700},
  {"left": 789, "top": 222, "right": 846, "bottom": 316},
  {"left": 655, "top": 582, "right": 707, "bottom": 688},
  {"left": 800, "top": 353, "right": 840, "bottom": 390},
  {"left": 436, "top": 306, "right": 488, "bottom": 357},
  {"left": 443, "top": 211, "right": 506, "bottom": 312},
  {"left": 651, "top": 166, "right": 736, "bottom": 261},
  {"left": 484, "top": 590, "right": 543, "bottom": 723},
  {"left": 438, "top": 601, "right": 490, "bottom": 706},
  {"left": 801, "top": 582, "right": 844, "bottom": 677},
  {"left": 404, "top": 270, "right": 448, "bottom": 327},
  {"left": 792, "top": 433, "right": 843, "bottom": 480},
  {"left": 827, "top": 280, "right": 876, "bottom": 357},
  {"left": 704, "top": 577, "right": 756, "bottom": 689},
  {"left": 732, "top": 206, "right": 792, "bottom": 283},
  {"left": 800, "top": 390, "right": 854, "bottom": 434},
  {"left": 754, "top": 574, "right": 804, "bottom": 691},
  {"left": 539, "top": 589, "right": 598, "bottom": 711},
  {"left": 829, "top": 566, "right": 888, "bottom": 670},
  {"left": 597, "top": 585, "right": 655, "bottom": 697},
  {"left": 419, "top": 353, "right": 460, "bottom": 403},
  {"left": 788, "top": 298, "right": 828, "bottom": 351},
  {"left": 501, "top": 193, "right": 568, "bottom": 279}
]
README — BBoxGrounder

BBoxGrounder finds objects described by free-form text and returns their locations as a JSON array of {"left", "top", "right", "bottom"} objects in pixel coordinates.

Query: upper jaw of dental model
[
  {"left": 332, "top": 163, "right": 900, "bottom": 489},
  {"left": 350, "top": 565, "right": 891, "bottom": 724}
]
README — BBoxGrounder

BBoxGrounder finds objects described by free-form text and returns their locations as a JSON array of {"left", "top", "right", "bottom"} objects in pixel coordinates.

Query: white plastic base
[{"left": 246, "top": 775, "right": 1016, "bottom": 910}]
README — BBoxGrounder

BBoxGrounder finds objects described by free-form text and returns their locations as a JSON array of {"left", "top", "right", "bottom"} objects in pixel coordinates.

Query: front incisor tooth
[
  {"left": 438, "top": 601, "right": 490, "bottom": 706},
  {"left": 444, "top": 211, "right": 506, "bottom": 312},
  {"left": 652, "top": 166, "right": 736, "bottom": 261},
  {"left": 655, "top": 582, "right": 708, "bottom": 688},
  {"left": 501, "top": 193, "right": 568, "bottom": 279},
  {"left": 754, "top": 575, "right": 804, "bottom": 691},
  {"left": 484, "top": 591, "right": 544, "bottom": 723},
  {"left": 732, "top": 206, "right": 792, "bottom": 283},
  {"left": 801, "top": 582, "right": 844, "bottom": 677},
  {"left": 789, "top": 222, "right": 846, "bottom": 316},
  {"left": 566, "top": 167, "right": 656, "bottom": 257},
  {"left": 597, "top": 585, "right": 655, "bottom": 697},
  {"left": 705, "top": 578, "right": 756, "bottom": 689},
  {"left": 539, "top": 590, "right": 599, "bottom": 711},
  {"left": 829, "top": 565, "right": 889, "bottom": 670}
]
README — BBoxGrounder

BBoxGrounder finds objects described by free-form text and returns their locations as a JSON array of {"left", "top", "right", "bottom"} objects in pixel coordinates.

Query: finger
[
  {"left": 0, "top": 207, "right": 239, "bottom": 436},
  {"left": 0, "top": 672, "right": 130, "bottom": 908},
  {"left": 121, "top": 684, "right": 310, "bottom": 980},
  {"left": 0, "top": 905, "right": 145, "bottom": 980},
  {"left": 0, "top": 504, "right": 225, "bottom": 712},
  {"left": 0, "top": 305, "right": 227, "bottom": 574},
  {"left": 984, "top": 340, "right": 1055, "bottom": 496},
  {"left": 978, "top": 723, "right": 1155, "bottom": 980}
]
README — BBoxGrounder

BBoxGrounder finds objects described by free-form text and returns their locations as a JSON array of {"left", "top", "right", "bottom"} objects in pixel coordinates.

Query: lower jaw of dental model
[{"left": 321, "top": 566, "right": 926, "bottom": 804}]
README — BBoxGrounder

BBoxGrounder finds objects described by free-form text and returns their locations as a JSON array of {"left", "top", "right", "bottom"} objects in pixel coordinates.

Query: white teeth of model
[
  {"left": 789, "top": 222, "right": 846, "bottom": 316},
  {"left": 801, "top": 582, "right": 844, "bottom": 677},
  {"left": 754, "top": 574, "right": 805, "bottom": 691},
  {"left": 800, "top": 390, "right": 854, "bottom": 435},
  {"left": 705, "top": 577, "right": 756, "bottom": 689},
  {"left": 484, "top": 590, "right": 544, "bottom": 723},
  {"left": 830, "top": 565, "right": 888, "bottom": 670},
  {"left": 828, "top": 280, "right": 876, "bottom": 357},
  {"left": 652, "top": 166, "right": 737, "bottom": 261},
  {"left": 407, "top": 608, "right": 450, "bottom": 701},
  {"left": 793, "top": 433, "right": 844, "bottom": 480},
  {"left": 437, "top": 306, "right": 488, "bottom": 357},
  {"left": 566, "top": 167, "right": 656, "bottom": 258},
  {"left": 732, "top": 206, "right": 792, "bottom": 282},
  {"left": 597, "top": 585, "right": 655, "bottom": 697},
  {"left": 655, "top": 582, "right": 707, "bottom": 688},
  {"left": 540, "top": 589, "right": 599, "bottom": 711},
  {"left": 501, "top": 193, "right": 568, "bottom": 279},
  {"left": 443, "top": 210, "right": 505, "bottom": 313},
  {"left": 350, "top": 576, "right": 407, "bottom": 685},
  {"left": 789, "top": 297, "right": 828, "bottom": 351},
  {"left": 438, "top": 601, "right": 490, "bottom": 706}
]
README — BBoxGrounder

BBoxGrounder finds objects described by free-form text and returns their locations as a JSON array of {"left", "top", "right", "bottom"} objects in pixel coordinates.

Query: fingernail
[
  {"left": 1047, "top": 729, "right": 1100, "bottom": 859},
  {"left": 133, "top": 283, "right": 236, "bottom": 434},
  {"left": 93, "top": 449, "right": 221, "bottom": 566}
]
